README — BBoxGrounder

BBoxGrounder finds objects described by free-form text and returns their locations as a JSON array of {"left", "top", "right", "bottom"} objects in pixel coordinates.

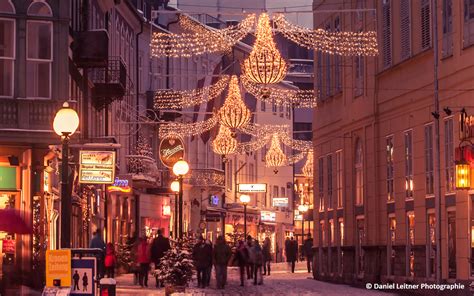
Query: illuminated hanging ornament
[
  {"left": 212, "top": 125, "right": 237, "bottom": 159},
  {"left": 242, "top": 13, "right": 287, "bottom": 97},
  {"left": 265, "top": 135, "right": 287, "bottom": 174},
  {"left": 218, "top": 75, "right": 251, "bottom": 132},
  {"left": 302, "top": 151, "right": 314, "bottom": 178}
]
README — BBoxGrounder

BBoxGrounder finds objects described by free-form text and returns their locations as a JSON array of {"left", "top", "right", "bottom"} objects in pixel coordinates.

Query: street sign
[
  {"left": 71, "top": 257, "right": 96, "bottom": 296},
  {"left": 79, "top": 151, "right": 115, "bottom": 184},
  {"left": 159, "top": 136, "right": 185, "bottom": 168},
  {"left": 46, "top": 249, "right": 71, "bottom": 287},
  {"left": 261, "top": 211, "right": 276, "bottom": 222},
  {"left": 272, "top": 197, "right": 288, "bottom": 207},
  {"left": 238, "top": 183, "right": 267, "bottom": 193}
]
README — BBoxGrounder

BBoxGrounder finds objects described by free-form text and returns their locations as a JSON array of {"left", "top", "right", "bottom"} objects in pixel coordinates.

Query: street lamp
[
  {"left": 298, "top": 204, "right": 309, "bottom": 246},
  {"left": 239, "top": 194, "right": 251, "bottom": 237},
  {"left": 170, "top": 180, "right": 180, "bottom": 239},
  {"left": 173, "top": 158, "right": 189, "bottom": 238},
  {"left": 53, "top": 102, "right": 79, "bottom": 249}
]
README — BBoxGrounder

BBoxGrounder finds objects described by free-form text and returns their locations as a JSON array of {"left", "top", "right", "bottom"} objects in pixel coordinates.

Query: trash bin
[{"left": 99, "top": 278, "right": 116, "bottom": 296}]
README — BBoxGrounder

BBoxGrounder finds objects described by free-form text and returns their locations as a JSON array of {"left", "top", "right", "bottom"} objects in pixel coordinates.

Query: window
[
  {"left": 317, "top": 51, "right": 323, "bottom": 100},
  {"left": 279, "top": 104, "right": 284, "bottom": 117},
  {"left": 0, "top": 16, "right": 14, "bottom": 97},
  {"left": 464, "top": 0, "right": 474, "bottom": 47},
  {"left": 407, "top": 212, "right": 415, "bottom": 277},
  {"left": 280, "top": 187, "right": 285, "bottom": 198},
  {"left": 421, "top": 0, "right": 431, "bottom": 49},
  {"left": 336, "top": 150, "right": 343, "bottom": 208},
  {"left": 425, "top": 124, "right": 434, "bottom": 195},
  {"left": 382, "top": 0, "right": 392, "bottom": 68},
  {"left": 273, "top": 186, "right": 279, "bottom": 198},
  {"left": 448, "top": 211, "right": 456, "bottom": 278},
  {"left": 286, "top": 106, "right": 291, "bottom": 119},
  {"left": 338, "top": 218, "right": 344, "bottom": 275},
  {"left": 386, "top": 136, "right": 394, "bottom": 201},
  {"left": 261, "top": 100, "right": 266, "bottom": 112},
  {"left": 445, "top": 118, "right": 455, "bottom": 192},
  {"left": 404, "top": 130, "right": 414, "bottom": 198},
  {"left": 327, "top": 154, "right": 333, "bottom": 209},
  {"left": 427, "top": 213, "right": 436, "bottom": 278},
  {"left": 334, "top": 16, "right": 342, "bottom": 93},
  {"left": 357, "top": 218, "right": 365, "bottom": 276},
  {"left": 338, "top": 218, "right": 344, "bottom": 246},
  {"left": 261, "top": 145, "right": 267, "bottom": 161},
  {"left": 388, "top": 216, "right": 396, "bottom": 276},
  {"left": 249, "top": 164, "right": 254, "bottom": 183},
  {"left": 355, "top": 140, "right": 364, "bottom": 205},
  {"left": 226, "top": 159, "right": 233, "bottom": 194},
  {"left": 329, "top": 219, "right": 335, "bottom": 245},
  {"left": 318, "top": 157, "right": 324, "bottom": 210},
  {"left": 320, "top": 220, "right": 326, "bottom": 246},
  {"left": 443, "top": 0, "right": 453, "bottom": 56},
  {"left": 400, "top": 0, "right": 411, "bottom": 60},
  {"left": 27, "top": 2, "right": 53, "bottom": 99},
  {"left": 272, "top": 100, "right": 277, "bottom": 113}
]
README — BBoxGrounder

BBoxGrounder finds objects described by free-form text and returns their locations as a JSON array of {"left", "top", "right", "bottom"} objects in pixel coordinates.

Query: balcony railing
[
  {"left": 0, "top": 99, "right": 61, "bottom": 130},
  {"left": 126, "top": 155, "right": 159, "bottom": 185},
  {"left": 90, "top": 57, "right": 127, "bottom": 109},
  {"left": 287, "top": 59, "right": 314, "bottom": 76}
]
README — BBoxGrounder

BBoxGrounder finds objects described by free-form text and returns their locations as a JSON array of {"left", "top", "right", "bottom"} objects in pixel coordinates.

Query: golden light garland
[
  {"left": 212, "top": 125, "right": 237, "bottom": 156},
  {"left": 218, "top": 75, "right": 251, "bottom": 129},
  {"left": 235, "top": 135, "right": 272, "bottom": 154},
  {"left": 280, "top": 132, "right": 313, "bottom": 151},
  {"left": 159, "top": 115, "right": 218, "bottom": 138},
  {"left": 273, "top": 14, "right": 378, "bottom": 56},
  {"left": 151, "top": 14, "right": 255, "bottom": 58},
  {"left": 287, "top": 151, "right": 307, "bottom": 165},
  {"left": 302, "top": 150, "right": 314, "bottom": 178},
  {"left": 241, "top": 76, "right": 318, "bottom": 108},
  {"left": 153, "top": 75, "right": 230, "bottom": 109},
  {"left": 265, "top": 135, "right": 287, "bottom": 172},
  {"left": 242, "top": 13, "right": 288, "bottom": 86}
]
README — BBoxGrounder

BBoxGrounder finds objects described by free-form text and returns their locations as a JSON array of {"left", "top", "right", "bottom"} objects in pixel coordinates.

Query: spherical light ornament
[
  {"left": 170, "top": 180, "right": 180, "bottom": 192},
  {"left": 218, "top": 75, "right": 251, "bottom": 129},
  {"left": 239, "top": 194, "right": 251, "bottom": 204},
  {"left": 212, "top": 125, "right": 237, "bottom": 156},
  {"left": 265, "top": 135, "right": 287, "bottom": 170},
  {"left": 173, "top": 158, "right": 189, "bottom": 176},
  {"left": 53, "top": 102, "right": 79, "bottom": 136},
  {"left": 302, "top": 151, "right": 314, "bottom": 178}
]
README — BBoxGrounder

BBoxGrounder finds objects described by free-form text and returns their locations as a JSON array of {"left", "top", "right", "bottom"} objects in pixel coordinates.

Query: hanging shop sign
[
  {"left": 261, "top": 211, "right": 276, "bottom": 222},
  {"left": 209, "top": 195, "right": 219, "bottom": 206},
  {"left": 2, "top": 239, "right": 15, "bottom": 254},
  {"left": 272, "top": 197, "right": 288, "bottom": 207},
  {"left": 159, "top": 136, "right": 185, "bottom": 168},
  {"left": 238, "top": 183, "right": 267, "bottom": 193},
  {"left": 0, "top": 166, "right": 17, "bottom": 190},
  {"left": 79, "top": 151, "right": 115, "bottom": 184},
  {"left": 460, "top": 114, "right": 474, "bottom": 140},
  {"left": 46, "top": 249, "right": 72, "bottom": 287},
  {"left": 107, "top": 176, "right": 132, "bottom": 193}
]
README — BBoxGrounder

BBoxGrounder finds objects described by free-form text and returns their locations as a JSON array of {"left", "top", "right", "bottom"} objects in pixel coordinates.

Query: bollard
[{"left": 100, "top": 278, "right": 116, "bottom": 296}]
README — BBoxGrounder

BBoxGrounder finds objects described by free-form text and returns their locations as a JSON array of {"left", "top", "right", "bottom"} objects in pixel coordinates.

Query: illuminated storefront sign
[
  {"left": 79, "top": 151, "right": 115, "bottom": 184},
  {"left": 209, "top": 195, "right": 219, "bottom": 206},
  {"left": 238, "top": 183, "right": 267, "bottom": 193},
  {"left": 159, "top": 136, "right": 185, "bottom": 168},
  {"left": 261, "top": 211, "right": 276, "bottom": 222},
  {"left": 272, "top": 197, "right": 288, "bottom": 207},
  {"left": 107, "top": 177, "right": 132, "bottom": 193}
]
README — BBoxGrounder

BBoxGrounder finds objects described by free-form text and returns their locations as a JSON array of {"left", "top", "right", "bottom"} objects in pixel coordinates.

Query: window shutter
[
  {"left": 400, "top": 0, "right": 411, "bottom": 59},
  {"left": 421, "top": 0, "right": 431, "bottom": 49},
  {"left": 382, "top": 0, "right": 392, "bottom": 68}
]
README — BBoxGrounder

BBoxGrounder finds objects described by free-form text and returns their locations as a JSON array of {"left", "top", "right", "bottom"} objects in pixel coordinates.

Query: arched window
[
  {"left": 355, "top": 139, "right": 364, "bottom": 205},
  {"left": 0, "top": 0, "right": 15, "bottom": 97},
  {"left": 26, "top": 1, "right": 53, "bottom": 99}
]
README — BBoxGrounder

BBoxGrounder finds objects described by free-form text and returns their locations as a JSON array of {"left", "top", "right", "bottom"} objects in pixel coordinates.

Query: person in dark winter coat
[
  {"left": 262, "top": 237, "right": 272, "bottom": 276},
  {"left": 249, "top": 240, "right": 263, "bottom": 285},
  {"left": 193, "top": 235, "right": 213, "bottom": 288},
  {"left": 104, "top": 243, "right": 116, "bottom": 278},
  {"left": 150, "top": 229, "right": 170, "bottom": 287},
  {"left": 303, "top": 234, "right": 314, "bottom": 273},
  {"left": 137, "top": 237, "right": 151, "bottom": 287},
  {"left": 234, "top": 240, "right": 249, "bottom": 286},
  {"left": 245, "top": 235, "right": 254, "bottom": 280},
  {"left": 285, "top": 236, "right": 298, "bottom": 273},
  {"left": 90, "top": 229, "right": 106, "bottom": 278},
  {"left": 212, "top": 236, "right": 232, "bottom": 289}
]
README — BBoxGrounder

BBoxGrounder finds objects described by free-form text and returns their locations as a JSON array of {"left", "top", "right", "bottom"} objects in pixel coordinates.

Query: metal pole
[
  {"left": 174, "top": 193, "right": 178, "bottom": 239},
  {"left": 179, "top": 176, "right": 184, "bottom": 239},
  {"left": 301, "top": 215, "right": 305, "bottom": 247},
  {"left": 244, "top": 203, "right": 247, "bottom": 238},
  {"left": 60, "top": 135, "right": 71, "bottom": 249},
  {"left": 432, "top": 0, "right": 442, "bottom": 284}
]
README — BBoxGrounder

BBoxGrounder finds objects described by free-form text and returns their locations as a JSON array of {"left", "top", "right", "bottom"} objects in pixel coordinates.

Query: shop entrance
[{"left": 0, "top": 192, "right": 19, "bottom": 278}]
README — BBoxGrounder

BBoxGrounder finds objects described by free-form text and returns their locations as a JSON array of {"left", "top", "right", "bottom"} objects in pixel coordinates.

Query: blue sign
[
  {"left": 71, "top": 257, "right": 96, "bottom": 296},
  {"left": 209, "top": 195, "right": 219, "bottom": 206},
  {"left": 113, "top": 177, "right": 129, "bottom": 187}
]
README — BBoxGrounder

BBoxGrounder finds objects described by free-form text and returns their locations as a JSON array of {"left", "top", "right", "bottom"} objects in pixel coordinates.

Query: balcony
[
  {"left": 72, "top": 30, "right": 109, "bottom": 68},
  {"left": 0, "top": 99, "right": 61, "bottom": 130},
  {"left": 287, "top": 59, "right": 314, "bottom": 77},
  {"left": 126, "top": 155, "right": 160, "bottom": 188},
  {"left": 90, "top": 57, "right": 127, "bottom": 110}
]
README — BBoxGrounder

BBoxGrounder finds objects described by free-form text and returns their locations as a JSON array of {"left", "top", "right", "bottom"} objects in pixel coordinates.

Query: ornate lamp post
[
  {"left": 173, "top": 158, "right": 189, "bottom": 238},
  {"left": 298, "top": 204, "right": 309, "bottom": 245},
  {"left": 239, "top": 194, "right": 251, "bottom": 237},
  {"left": 53, "top": 102, "right": 79, "bottom": 249},
  {"left": 170, "top": 180, "right": 180, "bottom": 239}
]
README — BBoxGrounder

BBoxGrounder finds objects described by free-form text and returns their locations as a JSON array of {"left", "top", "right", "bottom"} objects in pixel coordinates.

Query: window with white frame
[
  {"left": 327, "top": 154, "right": 333, "bottom": 209},
  {"left": 444, "top": 118, "right": 455, "bottom": 192},
  {"left": 27, "top": 2, "right": 53, "bottom": 99},
  {"left": 355, "top": 140, "right": 364, "bottom": 205},
  {"left": 404, "top": 130, "right": 414, "bottom": 198},
  {"left": 261, "top": 100, "right": 266, "bottom": 112},
  {"left": 318, "top": 157, "right": 324, "bottom": 210},
  {"left": 0, "top": 2, "right": 15, "bottom": 97},
  {"left": 425, "top": 124, "right": 434, "bottom": 195},
  {"left": 336, "top": 150, "right": 343, "bottom": 208},
  {"left": 386, "top": 136, "right": 394, "bottom": 201},
  {"left": 382, "top": 0, "right": 392, "bottom": 68}
]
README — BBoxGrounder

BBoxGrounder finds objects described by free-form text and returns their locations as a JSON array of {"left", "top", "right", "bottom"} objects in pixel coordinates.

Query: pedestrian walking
[
  {"left": 249, "top": 240, "right": 263, "bottom": 285},
  {"left": 204, "top": 237, "right": 213, "bottom": 287},
  {"left": 192, "top": 235, "right": 213, "bottom": 288},
  {"left": 286, "top": 236, "right": 298, "bottom": 273},
  {"left": 150, "top": 229, "right": 170, "bottom": 288},
  {"left": 234, "top": 240, "right": 249, "bottom": 286},
  {"left": 104, "top": 243, "right": 116, "bottom": 278},
  {"left": 303, "top": 234, "right": 314, "bottom": 273},
  {"left": 90, "top": 228, "right": 106, "bottom": 278},
  {"left": 128, "top": 236, "right": 140, "bottom": 285},
  {"left": 262, "top": 237, "right": 272, "bottom": 276},
  {"left": 137, "top": 237, "right": 151, "bottom": 287},
  {"left": 245, "top": 235, "right": 254, "bottom": 280},
  {"left": 212, "top": 235, "right": 232, "bottom": 289}
]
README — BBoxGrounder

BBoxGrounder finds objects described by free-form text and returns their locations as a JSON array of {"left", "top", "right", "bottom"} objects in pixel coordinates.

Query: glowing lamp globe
[
  {"left": 53, "top": 102, "right": 79, "bottom": 136},
  {"left": 298, "top": 204, "right": 309, "bottom": 213},
  {"left": 170, "top": 180, "right": 180, "bottom": 193},
  {"left": 239, "top": 194, "right": 251, "bottom": 205},
  {"left": 173, "top": 158, "right": 189, "bottom": 176}
]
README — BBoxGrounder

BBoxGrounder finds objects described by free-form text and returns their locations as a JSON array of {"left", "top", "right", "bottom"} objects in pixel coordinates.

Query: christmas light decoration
[
  {"left": 280, "top": 132, "right": 313, "bottom": 151},
  {"left": 159, "top": 115, "right": 218, "bottom": 138},
  {"left": 239, "top": 123, "right": 290, "bottom": 138},
  {"left": 287, "top": 151, "right": 307, "bottom": 165},
  {"left": 153, "top": 75, "right": 230, "bottom": 109},
  {"left": 218, "top": 75, "right": 251, "bottom": 130},
  {"left": 151, "top": 14, "right": 256, "bottom": 58},
  {"left": 265, "top": 135, "right": 287, "bottom": 173},
  {"left": 242, "top": 13, "right": 287, "bottom": 90},
  {"left": 241, "top": 76, "right": 318, "bottom": 108},
  {"left": 212, "top": 125, "right": 237, "bottom": 156},
  {"left": 302, "top": 150, "right": 314, "bottom": 178},
  {"left": 273, "top": 14, "right": 378, "bottom": 56},
  {"left": 236, "top": 135, "right": 272, "bottom": 154}
]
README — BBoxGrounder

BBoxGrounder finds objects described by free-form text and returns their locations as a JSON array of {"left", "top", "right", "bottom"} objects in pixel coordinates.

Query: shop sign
[
  {"left": 162, "top": 205, "right": 171, "bottom": 216},
  {"left": 238, "top": 183, "right": 267, "bottom": 193},
  {"left": 46, "top": 249, "right": 71, "bottom": 287},
  {"left": 0, "top": 167, "right": 17, "bottom": 190},
  {"left": 159, "top": 136, "right": 185, "bottom": 168},
  {"left": 261, "top": 211, "right": 276, "bottom": 222},
  {"left": 272, "top": 197, "right": 288, "bottom": 207},
  {"left": 79, "top": 151, "right": 115, "bottom": 184},
  {"left": 2, "top": 239, "right": 15, "bottom": 254},
  {"left": 209, "top": 195, "right": 219, "bottom": 206},
  {"left": 107, "top": 176, "right": 132, "bottom": 193}
]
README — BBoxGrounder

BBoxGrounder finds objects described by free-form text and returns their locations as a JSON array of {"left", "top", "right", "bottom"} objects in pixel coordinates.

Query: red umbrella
[{"left": 0, "top": 209, "right": 32, "bottom": 234}]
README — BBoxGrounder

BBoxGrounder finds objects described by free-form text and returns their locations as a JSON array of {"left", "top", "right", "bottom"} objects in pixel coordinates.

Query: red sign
[
  {"left": 2, "top": 239, "right": 15, "bottom": 254},
  {"left": 159, "top": 136, "right": 185, "bottom": 168}
]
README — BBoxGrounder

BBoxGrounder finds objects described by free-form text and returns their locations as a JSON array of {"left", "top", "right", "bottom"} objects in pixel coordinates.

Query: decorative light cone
[
  {"left": 218, "top": 75, "right": 251, "bottom": 129},
  {"left": 302, "top": 150, "right": 314, "bottom": 178},
  {"left": 265, "top": 135, "right": 287, "bottom": 174},
  {"left": 212, "top": 125, "right": 237, "bottom": 157},
  {"left": 242, "top": 13, "right": 287, "bottom": 86}
]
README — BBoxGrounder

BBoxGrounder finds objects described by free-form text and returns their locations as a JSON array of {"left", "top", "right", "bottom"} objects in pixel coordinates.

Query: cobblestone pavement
[{"left": 116, "top": 263, "right": 395, "bottom": 296}]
